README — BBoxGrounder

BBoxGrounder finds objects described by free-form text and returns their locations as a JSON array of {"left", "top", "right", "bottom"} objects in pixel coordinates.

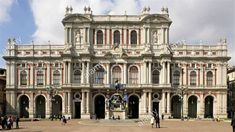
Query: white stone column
[
  {"left": 183, "top": 94, "right": 187, "bottom": 117},
  {"left": 29, "top": 93, "right": 34, "bottom": 118},
  {"left": 199, "top": 93, "right": 204, "bottom": 117},
  {"left": 142, "top": 91, "right": 147, "bottom": 114},
  {"left": 67, "top": 91, "right": 71, "bottom": 115},
  {"left": 162, "top": 28, "right": 165, "bottom": 44},
  {"left": 10, "top": 62, "right": 16, "bottom": 86},
  {"left": 63, "top": 62, "right": 66, "bottom": 84},
  {"left": 81, "top": 62, "right": 85, "bottom": 84},
  {"left": 162, "top": 62, "right": 166, "bottom": 84},
  {"left": 144, "top": 62, "right": 147, "bottom": 84},
  {"left": 124, "top": 63, "right": 127, "bottom": 84},
  {"left": 148, "top": 92, "right": 152, "bottom": 113},
  {"left": 106, "top": 63, "right": 110, "bottom": 84},
  {"left": 70, "top": 28, "right": 72, "bottom": 44},
  {"left": 6, "top": 63, "right": 10, "bottom": 86},
  {"left": 86, "top": 62, "right": 90, "bottom": 84},
  {"left": 162, "top": 92, "right": 165, "bottom": 114},
  {"left": 68, "top": 62, "right": 71, "bottom": 84},
  {"left": 223, "top": 92, "right": 227, "bottom": 115},
  {"left": 86, "top": 91, "right": 90, "bottom": 114},
  {"left": 81, "top": 91, "right": 85, "bottom": 114},
  {"left": 167, "top": 92, "right": 170, "bottom": 114},
  {"left": 148, "top": 62, "right": 152, "bottom": 84},
  {"left": 165, "top": 28, "right": 169, "bottom": 44},
  {"left": 46, "top": 94, "right": 51, "bottom": 118},
  {"left": 167, "top": 62, "right": 170, "bottom": 84},
  {"left": 62, "top": 92, "right": 67, "bottom": 114}
]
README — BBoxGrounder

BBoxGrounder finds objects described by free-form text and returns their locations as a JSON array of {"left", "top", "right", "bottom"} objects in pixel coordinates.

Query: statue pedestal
[{"left": 109, "top": 110, "right": 126, "bottom": 120}]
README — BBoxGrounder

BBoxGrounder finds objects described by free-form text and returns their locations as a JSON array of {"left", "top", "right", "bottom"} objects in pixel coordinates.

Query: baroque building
[{"left": 3, "top": 6, "right": 230, "bottom": 119}]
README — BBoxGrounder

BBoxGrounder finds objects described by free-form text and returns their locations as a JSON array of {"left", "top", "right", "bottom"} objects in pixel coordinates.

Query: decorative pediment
[
  {"left": 141, "top": 14, "right": 172, "bottom": 24},
  {"left": 62, "top": 14, "right": 92, "bottom": 24}
]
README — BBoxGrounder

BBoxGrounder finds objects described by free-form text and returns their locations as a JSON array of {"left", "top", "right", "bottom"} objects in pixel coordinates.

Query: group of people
[
  {"left": 0, "top": 115, "right": 20, "bottom": 130},
  {"left": 150, "top": 113, "right": 160, "bottom": 128}
]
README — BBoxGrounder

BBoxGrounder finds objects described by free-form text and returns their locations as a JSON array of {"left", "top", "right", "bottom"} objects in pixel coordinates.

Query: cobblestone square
[{"left": 7, "top": 119, "right": 231, "bottom": 132}]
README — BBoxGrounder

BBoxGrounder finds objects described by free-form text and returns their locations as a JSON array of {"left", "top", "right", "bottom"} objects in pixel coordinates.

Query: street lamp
[
  {"left": 176, "top": 86, "right": 188, "bottom": 121},
  {"left": 46, "top": 86, "right": 57, "bottom": 120}
]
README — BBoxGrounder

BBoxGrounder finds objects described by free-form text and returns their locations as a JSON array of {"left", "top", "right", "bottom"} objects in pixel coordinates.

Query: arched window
[
  {"left": 73, "top": 70, "right": 81, "bottom": 83},
  {"left": 131, "top": 30, "right": 137, "bottom": 45},
  {"left": 94, "top": 67, "right": 105, "bottom": 84},
  {"left": 20, "top": 70, "right": 27, "bottom": 86},
  {"left": 152, "top": 70, "right": 160, "bottom": 84},
  {"left": 129, "top": 66, "right": 138, "bottom": 84},
  {"left": 173, "top": 71, "right": 180, "bottom": 86},
  {"left": 207, "top": 71, "right": 213, "bottom": 86},
  {"left": 53, "top": 70, "right": 60, "bottom": 85},
  {"left": 37, "top": 70, "right": 44, "bottom": 86},
  {"left": 112, "top": 66, "right": 121, "bottom": 83},
  {"left": 190, "top": 71, "right": 197, "bottom": 86},
  {"left": 97, "top": 30, "right": 103, "bottom": 45},
  {"left": 113, "top": 30, "right": 120, "bottom": 44}
]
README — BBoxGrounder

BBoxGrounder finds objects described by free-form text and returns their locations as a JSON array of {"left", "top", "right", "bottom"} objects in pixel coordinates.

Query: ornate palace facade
[{"left": 3, "top": 7, "right": 230, "bottom": 119}]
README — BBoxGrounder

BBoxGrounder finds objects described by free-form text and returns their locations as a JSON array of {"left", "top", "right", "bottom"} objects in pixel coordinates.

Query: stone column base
[{"left": 81, "top": 114, "right": 90, "bottom": 119}]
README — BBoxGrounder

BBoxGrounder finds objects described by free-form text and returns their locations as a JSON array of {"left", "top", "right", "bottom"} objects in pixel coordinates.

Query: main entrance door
[
  {"left": 128, "top": 95, "right": 139, "bottom": 119},
  {"left": 74, "top": 102, "right": 81, "bottom": 118},
  {"left": 95, "top": 95, "right": 105, "bottom": 119},
  {"left": 171, "top": 95, "right": 181, "bottom": 118},
  {"left": 188, "top": 96, "right": 197, "bottom": 118},
  {"left": 19, "top": 95, "right": 29, "bottom": 118},
  {"left": 36, "top": 95, "right": 46, "bottom": 118},
  {"left": 204, "top": 96, "right": 213, "bottom": 118}
]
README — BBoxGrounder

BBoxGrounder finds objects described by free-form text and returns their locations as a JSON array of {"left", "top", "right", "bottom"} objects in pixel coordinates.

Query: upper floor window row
[{"left": 96, "top": 30, "right": 138, "bottom": 45}]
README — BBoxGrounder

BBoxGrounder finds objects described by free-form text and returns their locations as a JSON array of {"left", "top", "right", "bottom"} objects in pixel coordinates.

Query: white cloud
[
  {"left": 0, "top": 0, "right": 14, "bottom": 23},
  {"left": 29, "top": 0, "right": 235, "bottom": 65}
]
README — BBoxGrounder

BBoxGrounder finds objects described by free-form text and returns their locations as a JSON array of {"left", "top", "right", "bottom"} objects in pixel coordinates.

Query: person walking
[
  {"left": 231, "top": 115, "right": 235, "bottom": 132},
  {"left": 16, "top": 116, "right": 20, "bottom": 129},
  {"left": 154, "top": 114, "right": 160, "bottom": 128}
]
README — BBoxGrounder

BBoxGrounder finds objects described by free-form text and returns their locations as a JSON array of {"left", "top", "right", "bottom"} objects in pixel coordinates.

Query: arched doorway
[
  {"left": 94, "top": 95, "right": 105, "bottom": 119},
  {"left": 52, "top": 95, "right": 62, "bottom": 117},
  {"left": 171, "top": 95, "right": 181, "bottom": 118},
  {"left": 128, "top": 95, "right": 139, "bottom": 119},
  {"left": 19, "top": 95, "right": 29, "bottom": 118},
  {"left": 36, "top": 95, "right": 46, "bottom": 118},
  {"left": 204, "top": 96, "right": 213, "bottom": 118},
  {"left": 188, "top": 96, "right": 197, "bottom": 118}
]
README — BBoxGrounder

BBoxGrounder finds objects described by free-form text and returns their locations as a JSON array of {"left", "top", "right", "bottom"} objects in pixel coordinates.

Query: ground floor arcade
[{"left": 6, "top": 89, "right": 227, "bottom": 119}]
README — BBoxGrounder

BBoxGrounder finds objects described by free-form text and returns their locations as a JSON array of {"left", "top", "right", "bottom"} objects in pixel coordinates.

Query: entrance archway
[
  {"left": 36, "top": 95, "right": 46, "bottom": 118},
  {"left": 128, "top": 95, "right": 139, "bottom": 119},
  {"left": 171, "top": 95, "right": 181, "bottom": 118},
  {"left": 204, "top": 96, "right": 213, "bottom": 118},
  {"left": 19, "top": 95, "right": 29, "bottom": 118},
  {"left": 94, "top": 95, "right": 105, "bottom": 119},
  {"left": 188, "top": 96, "right": 197, "bottom": 118},
  {"left": 52, "top": 95, "right": 62, "bottom": 117}
]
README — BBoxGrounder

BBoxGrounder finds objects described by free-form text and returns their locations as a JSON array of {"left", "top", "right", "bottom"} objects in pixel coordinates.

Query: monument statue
[
  {"left": 75, "top": 31, "right": 82, "bottom": 44},
  {"left": 153, "top": 31, "right": 158, "bottom": 43}
]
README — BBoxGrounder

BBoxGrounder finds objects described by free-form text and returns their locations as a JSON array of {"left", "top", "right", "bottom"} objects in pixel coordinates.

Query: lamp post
[
  {"left": 46, "top": 86, "right": 57, "bottom": 120},
  {"left": 176, "top": 86, "right": 188, "bottom": 121}
]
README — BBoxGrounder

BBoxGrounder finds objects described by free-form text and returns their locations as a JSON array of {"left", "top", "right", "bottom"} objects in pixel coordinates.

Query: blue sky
[{"left": 0, "top": 0, "right": 234, "bottom": 68}]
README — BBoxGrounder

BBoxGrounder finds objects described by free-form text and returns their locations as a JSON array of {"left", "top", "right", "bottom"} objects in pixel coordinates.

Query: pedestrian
[
  {"left": 16, "top": 116, "right": 20, "bottom": 129},
  {"left": 161, "top": 113, "right": 164, "bottom": 120},
  {"left": 62, "top": 116, "right": 67, "bottom": 125},
  {"left": 150, "top": 116, "right": 154, "bottom": 128},
  {"left": 231, "top": 115, "right": 235, "bottom": 132},
  {"left": 154, "top": 114, "right": 160, "bottom": 128}
]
